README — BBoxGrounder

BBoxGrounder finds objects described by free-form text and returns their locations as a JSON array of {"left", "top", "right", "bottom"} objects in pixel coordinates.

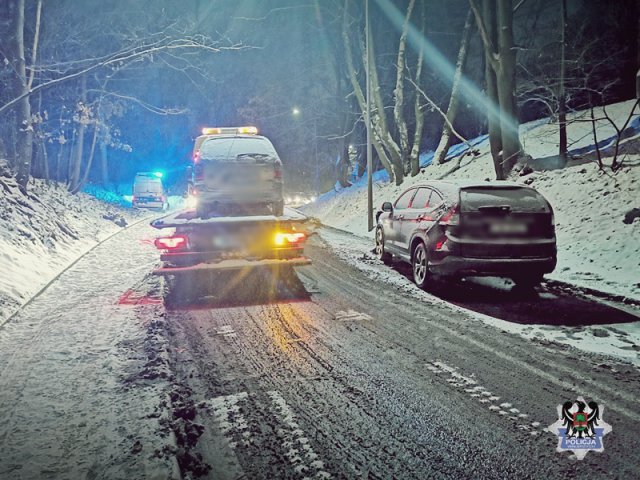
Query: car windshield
[{"left": 200, "top": 137, "right": 278, "bottom": 162}]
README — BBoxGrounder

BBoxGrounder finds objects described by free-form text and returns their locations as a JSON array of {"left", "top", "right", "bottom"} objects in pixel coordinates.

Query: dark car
[
  {"left": 375, "top": 180, "right": 557, "bottom": 288},
  {"left": 192, "top": 127, "right": 284, "bottom": 218}
]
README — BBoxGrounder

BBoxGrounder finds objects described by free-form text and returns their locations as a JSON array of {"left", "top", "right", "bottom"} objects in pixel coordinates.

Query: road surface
[{"left": 0, "top": 221, "right": 638, "bottom": 479}]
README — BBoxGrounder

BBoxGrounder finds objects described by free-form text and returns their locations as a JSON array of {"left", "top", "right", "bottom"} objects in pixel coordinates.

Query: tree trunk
[
  {"left": 367, "top": 31, "right": 405, "bottom": 185},
  {"left": 69, "top": 76, "right": 88, "bottom": 192},
  {"left": 495, "top": 0, "right": 520, "bottom": 175},
  {"left": 558, "top": 0, "right": 568, "bottom": 162},
  {"left": 41, "top": 136, "right": 49, "bottom": 182},
  {"left": 409, "top": 1, "right": 426, "bottom": 177},
  {"left": 393, "top": 0, "right": 415, "bottom": 174},
  {"left": 433, "top": 8, "right": 473, "bottom": 165},
  {"left": 12, "top": 0, "right": 34, "bottom": 187},
  {"left": 482, "top": 0, "right": 504, "bottom": 179},
  {"left": 342, "top": 0, "right": 397, "bottom": 183},
  {"left": 100, "top": 141, "right": 109, "bottom": 185}
]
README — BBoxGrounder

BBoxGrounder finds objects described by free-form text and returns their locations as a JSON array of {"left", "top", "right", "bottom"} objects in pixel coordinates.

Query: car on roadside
[
  {"left": 192, "top": 126, "right": 284, "bottom": 218},
  {"left": 375, "top": 180, "right": 557, "bottom": 288}
]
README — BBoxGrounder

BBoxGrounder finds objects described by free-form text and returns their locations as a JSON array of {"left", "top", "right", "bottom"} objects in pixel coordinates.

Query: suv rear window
[
  {"left": 460, "top": 187, "right": 550, "bottom": 213},
  {"left": 200, "top": 137, "right": 278, "bottom": 162}
]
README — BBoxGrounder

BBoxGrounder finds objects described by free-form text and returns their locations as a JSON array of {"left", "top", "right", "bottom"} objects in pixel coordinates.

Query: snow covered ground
[
  {"left": 0, "top": 169, "right": 149, "bottom": 323},
  {"left": 304, "top": 99, "right": 640, "bottom": 301},
  {"left": 318, "top": 228, "right": 640, "bottom": 366},
  {"left": 0, "top": 219, "right": 180, "bottom": 479}
]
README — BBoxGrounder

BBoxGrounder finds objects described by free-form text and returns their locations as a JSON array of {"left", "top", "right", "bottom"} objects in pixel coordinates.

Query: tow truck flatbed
[
  {"left": 151, "top": 207, "right": 307, "bottom": 229},
  {"left": 153, "top": 256, "right": 311, "bottom": 275},
  {"left": 150, "top": 207, "right": 311, "bottom": 276}
]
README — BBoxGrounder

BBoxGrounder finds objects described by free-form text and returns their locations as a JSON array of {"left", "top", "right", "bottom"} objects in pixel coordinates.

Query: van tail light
[
  {"left": 439, "top": 203, "right": 460, "bottom": 226},
  {"left": 193, "top": 150, "right": 201, "bottom": 163},
  {"left": 274, "top": 164, "right": 282, "bottom": 179},
  {"left": 155, "top": 235, "right": 189, "bottom": 250}
]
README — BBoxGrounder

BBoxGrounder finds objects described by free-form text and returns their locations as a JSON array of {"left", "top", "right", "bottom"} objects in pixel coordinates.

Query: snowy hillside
[
  {"left": 0, "top": 166, "right": 147, "bottom": 323},
  {"left": 304, "top": 99, "right": 640, "bottom": 301}
]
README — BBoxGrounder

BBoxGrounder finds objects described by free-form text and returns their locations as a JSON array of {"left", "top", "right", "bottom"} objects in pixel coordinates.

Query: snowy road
[
  {"left": 0, "top": 220, "right": 179, "bottom": 480},
  {"left": 1, "top": 222, "right": 639, "bottom": 479},
  {"left": 164, "top": 231, "right": 640, "bottom": 479}
]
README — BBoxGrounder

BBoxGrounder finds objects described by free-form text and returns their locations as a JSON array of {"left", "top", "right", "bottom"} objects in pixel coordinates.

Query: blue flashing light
[{"left": 153, "top": 171, "right": 164, "bottom": 178}]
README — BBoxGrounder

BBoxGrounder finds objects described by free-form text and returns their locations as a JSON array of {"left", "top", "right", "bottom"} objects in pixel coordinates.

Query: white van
[{"left": 132, "top": 172, "right": 166, "bottom": 210}]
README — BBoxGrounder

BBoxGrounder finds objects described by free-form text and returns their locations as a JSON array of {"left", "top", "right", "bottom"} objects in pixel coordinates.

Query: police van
[{"left": 132, "top": 172, "right": 167, "bottom": 210}]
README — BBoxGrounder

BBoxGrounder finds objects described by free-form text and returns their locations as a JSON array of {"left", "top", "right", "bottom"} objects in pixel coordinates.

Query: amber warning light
[{"left": 201, "top": 126, "right": 258, "bottom": 135}]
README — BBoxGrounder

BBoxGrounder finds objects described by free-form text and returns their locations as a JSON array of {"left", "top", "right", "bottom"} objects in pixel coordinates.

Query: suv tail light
[
  {"left": 155, "top": 235, "right": 189, "bottom": 250},
  {"left": 439, "top": 203, "right": 460, "bottom": 226},
  {"left": 274, "top": 164, "right": 282, "bottom": 179}
]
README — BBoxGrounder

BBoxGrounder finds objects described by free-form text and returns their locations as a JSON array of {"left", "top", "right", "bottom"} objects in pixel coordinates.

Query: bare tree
[
  {"left": 342, "top": 0, "right": 427, "bottom": 185},
  {"left": 7, "top": 0, "right": 34, "bottom": 187},
  {"left": 433, "top": 8, "right": 474, "bottom": 165},
  {"left": 470, "top": 0, "right": 522, "bottom": 179}
]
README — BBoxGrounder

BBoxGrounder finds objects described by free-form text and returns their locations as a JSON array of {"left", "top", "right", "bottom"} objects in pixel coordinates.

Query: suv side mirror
[{"left": 381, "top": 201, "right": 393, "bottom": 212}]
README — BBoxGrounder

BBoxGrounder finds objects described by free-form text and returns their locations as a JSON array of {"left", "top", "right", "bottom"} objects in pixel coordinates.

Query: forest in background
[{"left": 0, "top": 0, "right": 638, "bottom": 194}]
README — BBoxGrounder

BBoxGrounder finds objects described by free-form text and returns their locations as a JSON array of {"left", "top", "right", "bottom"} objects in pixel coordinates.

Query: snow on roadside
[
  {"left": 0, "top": 220, "right": 180, "bottom": 479},
  {"left": 304, "top": 99, "right": 640, "bottom": 301},
  {"left": 0, "top": 169, "right": 148, "bottom": 322},
  {"left": 318, "top": 228, "right": 640, "bottom": 367}
]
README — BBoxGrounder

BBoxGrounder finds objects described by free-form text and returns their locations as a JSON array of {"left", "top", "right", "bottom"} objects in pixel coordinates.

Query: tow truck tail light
[
  {"left": 274, "top": 232, "right": 306, "bottom": 246},
  {"left": 155, "top": 235, "right": 189, "bottom": 250},
  {"left": 439, "top": 203, "right": 460, "bottom": 226}
]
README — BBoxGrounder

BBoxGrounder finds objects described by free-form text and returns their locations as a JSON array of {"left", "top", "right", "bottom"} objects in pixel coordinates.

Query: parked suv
[
  {"left": 375, "top": 180, "right": 557, "bottom": 288},
  {"left": 192, "top": 126, "right": 284, "bottom": 218}
]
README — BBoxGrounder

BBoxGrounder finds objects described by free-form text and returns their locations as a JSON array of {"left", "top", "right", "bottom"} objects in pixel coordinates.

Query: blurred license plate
[
  {"left": 490, "top": 222, "right": 527, "bottom": 234},
  {"left": 212, "top": 235, "right": 236, "bottom": 249}
]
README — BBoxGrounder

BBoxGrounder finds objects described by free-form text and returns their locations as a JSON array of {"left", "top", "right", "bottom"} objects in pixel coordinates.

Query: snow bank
[
  {"left": 319, "top": 228, "right": 640, "bottom": 366},
  {"left": 304, "top": 99, "right": 640, "bottom": 300},
  {"left": 0, "top": 170, "right": 147, "bottom": 322}
]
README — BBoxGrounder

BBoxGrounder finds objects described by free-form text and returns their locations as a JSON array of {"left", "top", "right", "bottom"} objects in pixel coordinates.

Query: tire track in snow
[
  {"left": 427, "top": 361, "right": 546, "bottom": 436},
  {"left": 207, "top": 390, "right": 331, "bottom": 479}
]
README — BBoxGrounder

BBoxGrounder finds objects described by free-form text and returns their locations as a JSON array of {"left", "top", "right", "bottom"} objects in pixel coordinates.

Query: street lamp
[{"left": 292, "top": 107, "right": 300, "bottom": 116}]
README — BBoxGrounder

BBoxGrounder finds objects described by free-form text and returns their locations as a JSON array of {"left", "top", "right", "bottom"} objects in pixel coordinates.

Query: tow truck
[
  {"left": 150, "top": 126, "right": 311, "bottom": 299},
  {"left": 151, "top": 207, "right": 310, "bottom": 275}
]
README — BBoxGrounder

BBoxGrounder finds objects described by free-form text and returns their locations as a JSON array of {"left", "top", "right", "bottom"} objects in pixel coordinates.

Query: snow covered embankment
[
  {"left": 304, "top": 100, "right": 640, "bottom": 301},
  {"left": 0, "top": 170, "right": 146, "bottom": 322}
]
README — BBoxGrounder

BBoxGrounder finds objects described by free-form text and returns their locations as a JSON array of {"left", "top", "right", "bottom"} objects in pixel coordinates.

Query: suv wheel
[
  {"left": 375, "top": 227, "right": 392, "bottom": 265},
  {"left": 412, "top": 242, "right": 430, "bottom": 289}
]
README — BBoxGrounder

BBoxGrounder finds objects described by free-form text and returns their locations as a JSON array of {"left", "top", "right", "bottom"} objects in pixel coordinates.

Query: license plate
[
  {"left": 490, "top": 222, "right": 528, "bottom": 234},
  {"left": 212, "top": 236, "right": 235, "bottom": 249}
]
